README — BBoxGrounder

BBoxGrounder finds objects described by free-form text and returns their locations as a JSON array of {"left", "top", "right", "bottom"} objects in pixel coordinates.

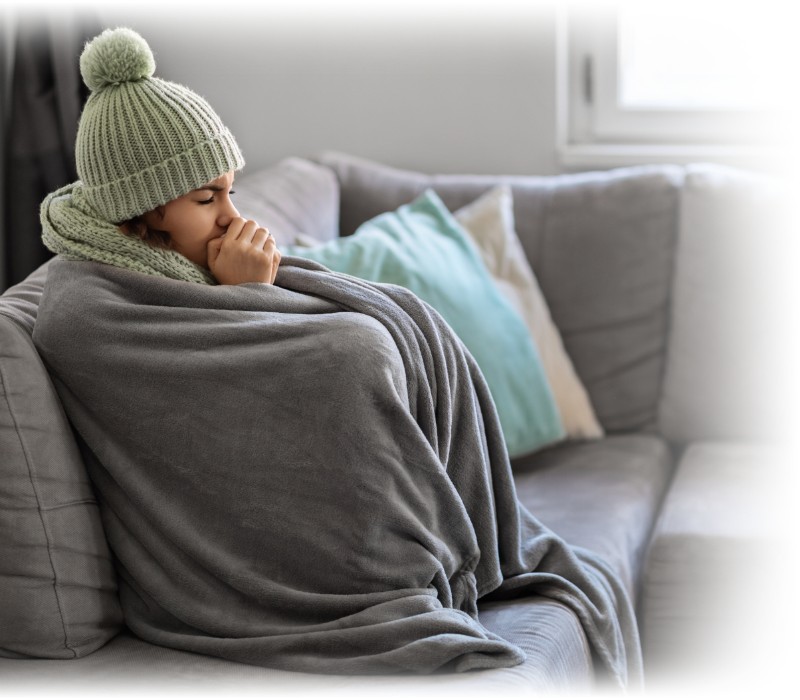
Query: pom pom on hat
[{"left": 80, "top": 27, "right": 156, "bottom": 91}]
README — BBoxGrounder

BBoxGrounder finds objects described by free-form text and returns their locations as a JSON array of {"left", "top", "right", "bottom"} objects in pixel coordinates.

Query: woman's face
[{"left": 142, "top": 171, "right": 239, "bottom": 268}]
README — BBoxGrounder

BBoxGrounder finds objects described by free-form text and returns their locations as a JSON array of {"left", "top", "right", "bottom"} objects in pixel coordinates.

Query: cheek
[
  {"left": 168, "top": 207, "right": 214, "bottom": 244},
  {"left": 165, "top": 207, "right": 219, "bottom": 265}
]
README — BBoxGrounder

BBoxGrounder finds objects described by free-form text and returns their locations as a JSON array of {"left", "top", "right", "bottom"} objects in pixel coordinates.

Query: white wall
[{"left": 96, "top": 2, "right": 561, "bottom": 177}]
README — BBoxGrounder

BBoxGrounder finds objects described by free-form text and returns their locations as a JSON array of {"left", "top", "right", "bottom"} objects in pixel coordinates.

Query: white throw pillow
[{"left": 455, "top": 185, "right": 603, "bottom": 439}]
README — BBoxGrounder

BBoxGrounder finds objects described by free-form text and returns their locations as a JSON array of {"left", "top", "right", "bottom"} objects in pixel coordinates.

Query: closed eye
[{"left": 198, "top": 189, "right": 235, "bottom": 205}]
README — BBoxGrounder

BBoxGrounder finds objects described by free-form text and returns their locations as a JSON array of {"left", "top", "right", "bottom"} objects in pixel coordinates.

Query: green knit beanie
[{"left": 75, "top": 27, "right": 245, "bottom": 223}]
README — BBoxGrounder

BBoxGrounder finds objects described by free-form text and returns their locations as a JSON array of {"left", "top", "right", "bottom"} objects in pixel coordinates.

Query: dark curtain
[{"left": 2, "top": 13, "right": 99, "bottom": 289}]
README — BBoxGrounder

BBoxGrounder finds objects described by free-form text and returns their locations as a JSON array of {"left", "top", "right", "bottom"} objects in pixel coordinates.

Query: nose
[{"left": 216, "top": 195, "right": 240, "bottom": 229}]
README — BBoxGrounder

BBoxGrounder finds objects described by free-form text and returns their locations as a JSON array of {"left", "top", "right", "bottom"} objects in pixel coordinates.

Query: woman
[
  {"left": 34, "top": 27, "right": 640, "bottom": 684},
  {"left": 41, "top": 27, "right": 279, "bottom": 288}
]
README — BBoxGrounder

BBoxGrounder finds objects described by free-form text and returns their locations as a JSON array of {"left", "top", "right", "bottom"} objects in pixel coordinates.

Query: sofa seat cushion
[
  {"left": 0, "top": 599, "right": 596, "bottom": 692},
  {"left": 511, "top": 434, "right": 674, "bottom": 600}
]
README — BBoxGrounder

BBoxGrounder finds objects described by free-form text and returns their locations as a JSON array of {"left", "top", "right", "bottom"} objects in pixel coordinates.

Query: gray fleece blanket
[{"left": 33, "top": 256, "right": 641, "bottom": 685}]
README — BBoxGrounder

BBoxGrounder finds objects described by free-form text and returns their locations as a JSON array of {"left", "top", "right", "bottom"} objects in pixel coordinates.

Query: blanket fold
[{"left": 33, "top": 249, "right": 641, "bottom": 685}]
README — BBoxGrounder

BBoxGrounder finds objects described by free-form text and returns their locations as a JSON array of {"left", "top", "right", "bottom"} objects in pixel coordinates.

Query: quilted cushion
[{"left": 0, "top": 269, "right": 122, "bottom": 658}]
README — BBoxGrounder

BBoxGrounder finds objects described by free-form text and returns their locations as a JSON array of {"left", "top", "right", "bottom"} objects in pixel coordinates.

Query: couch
[{"left": 0, "top": 151, "right": 792, "bottom": 696}]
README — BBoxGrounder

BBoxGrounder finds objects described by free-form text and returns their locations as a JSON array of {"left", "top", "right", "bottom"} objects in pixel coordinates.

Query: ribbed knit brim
[{"left": 74, "top": 31, "right": 245, "bottom": 223}]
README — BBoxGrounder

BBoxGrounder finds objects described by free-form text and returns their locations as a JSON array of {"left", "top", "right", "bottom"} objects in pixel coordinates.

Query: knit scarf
[{"left": 40, "top": 182, "right": 217, "bottom": 285}]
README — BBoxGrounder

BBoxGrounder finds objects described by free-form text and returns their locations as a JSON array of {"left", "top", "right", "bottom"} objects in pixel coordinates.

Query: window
[{"left": 556, "top": 1, "right": 786, "bottom": 170}]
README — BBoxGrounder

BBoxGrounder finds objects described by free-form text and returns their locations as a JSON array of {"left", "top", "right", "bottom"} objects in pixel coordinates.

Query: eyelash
[{"left": 199, "top": 190, "right": 236, "bottom": 205}]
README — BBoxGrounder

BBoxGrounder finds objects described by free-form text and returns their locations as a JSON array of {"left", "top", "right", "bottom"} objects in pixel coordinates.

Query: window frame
[{"left": 555, "top": 2, "right": 779, "bottom": 171}]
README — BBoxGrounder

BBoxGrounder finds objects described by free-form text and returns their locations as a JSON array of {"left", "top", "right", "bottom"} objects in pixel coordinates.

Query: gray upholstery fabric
[
  {"left": 0, "top": 281, "right": 123, "bottom": 658},
  {"left": 316, "top": 151, "right": 683, "bottom": 434},
  {"left": 233, "top": 156, "right": 340, "bottom": 246},
  {"left": 511, "top": 435, "right": 674, "bottom": 601},
  {"left": 0, "top": 260, "right": 49, "bottom": 334}
]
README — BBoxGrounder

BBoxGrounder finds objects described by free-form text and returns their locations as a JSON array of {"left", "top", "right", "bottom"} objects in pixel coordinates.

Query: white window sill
[{"left": 558, "top": 143, "right": 782, "bottom": 174}]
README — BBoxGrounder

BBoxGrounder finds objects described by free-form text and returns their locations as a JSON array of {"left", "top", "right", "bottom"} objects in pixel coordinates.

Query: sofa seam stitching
[
  {"left": 652, "top": 167, "right": 687, "bottom": 435},
  {"left": 38, "top": 499, "right": 97, "bottom": 512},
  {"left": 0, "top": 360, "right": 77, "bottom": 658}
]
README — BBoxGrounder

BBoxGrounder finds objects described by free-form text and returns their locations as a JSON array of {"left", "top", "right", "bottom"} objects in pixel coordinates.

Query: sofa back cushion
[
  {"left": 657, "top": 164, "right": 791, "bottom": 443},
  {"left": 317, "top": 152, "right": 683, "bottom": 434},
  {"left": 0, "top": 265, "right": 123, "bottom": 659},
  {"left": 233, "top": 156, "right": 340, "bottom": 246}
]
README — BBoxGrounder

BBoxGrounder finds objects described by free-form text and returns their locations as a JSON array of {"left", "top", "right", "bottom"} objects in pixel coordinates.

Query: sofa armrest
[
  {"left": 0, "top": 259, "right": 51, "bottom": 334},
  {"left": 0, "top": 313, "right": 123, "bottom": 658},
  {"left": 639, "top": 442, "right": 790, "bottom": 687}
]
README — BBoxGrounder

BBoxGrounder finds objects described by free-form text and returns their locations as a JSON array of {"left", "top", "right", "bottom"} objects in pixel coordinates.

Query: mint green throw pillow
[{"left": 284, "top": 189, "right": 564, "bottom": 457}]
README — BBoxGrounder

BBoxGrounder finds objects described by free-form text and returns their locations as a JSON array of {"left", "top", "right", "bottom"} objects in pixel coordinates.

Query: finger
[
  {"left": 207, "top": 237, "right": 223, "bottom": 266},
  {"left": 224, "top": 217, "right": 247, "bottom": 241},
  {"left": 238, "top": 219, "right": 260, "bottom": 243},
  {"left": 252, "top": 227, "right": 270, "bottom": 249},
  {"left": 270, "top": 249, "right": 281, "bottom": 284}
]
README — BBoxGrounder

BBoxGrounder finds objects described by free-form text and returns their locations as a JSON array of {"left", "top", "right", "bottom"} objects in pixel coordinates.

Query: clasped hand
[{"left": 207, "top": 217, "right": 281, "bottom": 285}]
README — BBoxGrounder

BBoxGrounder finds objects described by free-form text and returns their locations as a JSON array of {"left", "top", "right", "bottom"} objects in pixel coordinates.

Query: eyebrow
[{"left": 192, "top": 178, "right": 235, "bottom": 193}]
